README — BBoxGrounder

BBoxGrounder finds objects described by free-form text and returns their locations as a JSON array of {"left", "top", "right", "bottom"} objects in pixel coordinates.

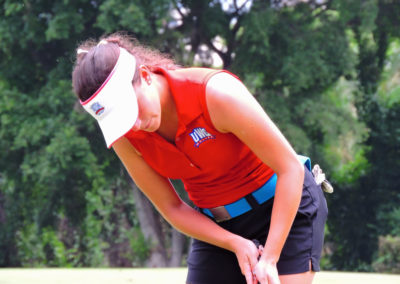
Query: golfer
[{"left": 72, "top": 33, "right": 328, "bottom": 284}]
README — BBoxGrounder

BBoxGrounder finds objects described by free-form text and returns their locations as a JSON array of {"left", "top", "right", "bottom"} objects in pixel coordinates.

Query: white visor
[{"left": 80, "top": 48, "right": 138, "bottom": 148}]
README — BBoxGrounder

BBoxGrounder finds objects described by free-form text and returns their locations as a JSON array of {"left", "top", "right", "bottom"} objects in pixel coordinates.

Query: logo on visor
[{"left": 91, "top": 102, "right": 105, "bottom": 116}]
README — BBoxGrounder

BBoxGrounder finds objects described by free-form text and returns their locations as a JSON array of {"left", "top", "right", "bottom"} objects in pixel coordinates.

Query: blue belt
[{"left": 201, "top": 155, "right": 311, "bottom": 222}]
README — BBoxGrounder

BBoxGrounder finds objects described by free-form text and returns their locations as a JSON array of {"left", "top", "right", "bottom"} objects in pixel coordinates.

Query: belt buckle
[{"left": 209, "top": 206, "right": 231, "bottom": 222}]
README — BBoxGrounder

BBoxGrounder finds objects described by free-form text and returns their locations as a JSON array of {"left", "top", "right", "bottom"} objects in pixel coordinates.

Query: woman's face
[{"left": 131, "top": 74, "right": 162, "bottom": 132}]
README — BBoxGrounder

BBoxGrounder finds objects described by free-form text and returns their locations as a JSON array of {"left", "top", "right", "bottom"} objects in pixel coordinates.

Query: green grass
[{"left": 0, "top": 268, "right": 399, "bottom": 284}]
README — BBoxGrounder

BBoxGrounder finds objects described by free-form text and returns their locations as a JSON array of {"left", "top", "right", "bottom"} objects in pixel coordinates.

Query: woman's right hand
[
  {"left": 253, "top": 258, "right": 280, "bottom": 284},
  {"left": 232, "top": 237, "right": 262, "bottom": 284}
]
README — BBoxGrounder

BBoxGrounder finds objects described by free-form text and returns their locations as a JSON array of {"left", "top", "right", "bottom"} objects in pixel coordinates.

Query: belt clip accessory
[
  {"left": 207, "top": 206, "right": 231, "bottom": 222},
  {"left": 312, "top": 164, "right": 334, "bottom": 193}
]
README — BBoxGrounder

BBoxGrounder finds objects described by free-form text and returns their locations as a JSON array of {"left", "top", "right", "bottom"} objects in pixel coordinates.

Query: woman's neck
[{"left": 155, "top": 73, "right": 178, "bottom": 143}]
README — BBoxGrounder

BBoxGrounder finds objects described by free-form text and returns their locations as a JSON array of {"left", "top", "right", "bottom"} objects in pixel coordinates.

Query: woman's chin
[{"left": 145, "top": 118, "right": 160, "bottom": 132}]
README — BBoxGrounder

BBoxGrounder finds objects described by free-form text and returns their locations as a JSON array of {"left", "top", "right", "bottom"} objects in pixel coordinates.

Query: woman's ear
[{"left": 139, "top": 65, "right": 152, "bottom": 85}]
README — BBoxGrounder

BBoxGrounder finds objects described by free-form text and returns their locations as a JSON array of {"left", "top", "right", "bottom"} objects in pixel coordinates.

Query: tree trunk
[
  {"left": 126, "top": 174, "right": 189, "bottom": 267},
  {"left": 169, "top": 228, "right": 187, "bottom": 267},
  {"left": 128, "top": 177, "right": 168, "bottom": 267},
  {"left": 0, "top": 191, "right": 5, "bottom": 224}
]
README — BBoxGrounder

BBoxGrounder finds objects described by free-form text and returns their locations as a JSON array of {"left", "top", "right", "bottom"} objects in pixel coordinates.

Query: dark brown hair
[{"left": 72, "top": 32, "right": 179, "bottom": 102}]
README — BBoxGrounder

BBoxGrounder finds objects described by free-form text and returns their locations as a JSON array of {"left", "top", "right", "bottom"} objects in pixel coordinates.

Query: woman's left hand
[
  {"left": 232, "top": 237, "right": 261, "bottom": 284},
  {"left": 253, "top": 259, "right": 280, "bottom": 284}
]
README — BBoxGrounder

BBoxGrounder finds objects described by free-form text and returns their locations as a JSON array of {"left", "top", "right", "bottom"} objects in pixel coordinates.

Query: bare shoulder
[
  {"left": 206, "top": 71, "right": 301, "bottom": 173},
  {"left": 206, "top": 72, "right": 251, "bottom": 102},
  {"left": 205, "top": 71, "right": 264, "bottom": 133},
  {"left": 113, "top": 137, "right": 142, "bottom": 156}
]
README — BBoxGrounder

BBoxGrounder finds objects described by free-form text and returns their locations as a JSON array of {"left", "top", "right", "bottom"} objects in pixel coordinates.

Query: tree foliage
[{"left": 0, "top": 0, "right": 399, "bottom": 271}]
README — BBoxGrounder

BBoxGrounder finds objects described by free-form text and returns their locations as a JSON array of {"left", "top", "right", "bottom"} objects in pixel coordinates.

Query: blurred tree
[
  {"left": 323, "top": 0, "right": 400, "bottom": 270},
  {"left": 232, "top": 0, "right": 357, "bottom": 159},
  {"left": 0, "top": 0, "right": 399, "bottom": 271},
  {"left": 0, "top": 0, "right": 175, "bottom": 267}
]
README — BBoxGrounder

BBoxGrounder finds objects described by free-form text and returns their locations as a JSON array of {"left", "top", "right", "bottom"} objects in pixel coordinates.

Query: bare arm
[
  {"left": 113, "top": 137, "right": 259, "bottom": 284},
  {"left": 205, "top": 73, "right": 304, "bottom": 270}
]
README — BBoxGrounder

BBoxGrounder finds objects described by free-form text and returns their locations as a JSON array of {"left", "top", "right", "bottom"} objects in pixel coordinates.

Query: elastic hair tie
[
  {"left": 97, "top": 39, "right": 108, "bottom": 46},
  {"left": 77, "top": 48, "right": 89, "bottom": 55}
]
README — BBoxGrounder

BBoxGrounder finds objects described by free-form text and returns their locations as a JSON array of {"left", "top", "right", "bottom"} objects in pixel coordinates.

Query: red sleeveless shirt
[{"left": 124, "top": 67, "right": 274, "bottom": 208}]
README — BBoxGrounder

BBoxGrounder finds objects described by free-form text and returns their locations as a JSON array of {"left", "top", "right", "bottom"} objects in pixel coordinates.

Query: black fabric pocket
[{"left": 297, "top": 167, "right": 324, "bottom": 219}]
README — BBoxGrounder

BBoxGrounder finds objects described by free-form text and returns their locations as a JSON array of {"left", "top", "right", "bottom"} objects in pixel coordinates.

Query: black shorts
[{"left": 186, "top": 166, "right": 328, "bottom": 284}]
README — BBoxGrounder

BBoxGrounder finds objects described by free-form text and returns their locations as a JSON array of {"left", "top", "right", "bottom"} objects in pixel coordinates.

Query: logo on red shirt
[{"left": 189, "top": 127, "right": 216, "bottom": 148}]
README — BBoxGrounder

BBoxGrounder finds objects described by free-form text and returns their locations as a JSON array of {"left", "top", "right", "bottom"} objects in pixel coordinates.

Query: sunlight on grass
[{"left": 0, "top": 268, "right": 399, "bottom": 284}]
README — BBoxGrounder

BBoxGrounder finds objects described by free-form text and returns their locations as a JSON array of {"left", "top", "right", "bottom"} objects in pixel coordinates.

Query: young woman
[{"left": 72, "top": 33, "right": 328, "bottom": 284}]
